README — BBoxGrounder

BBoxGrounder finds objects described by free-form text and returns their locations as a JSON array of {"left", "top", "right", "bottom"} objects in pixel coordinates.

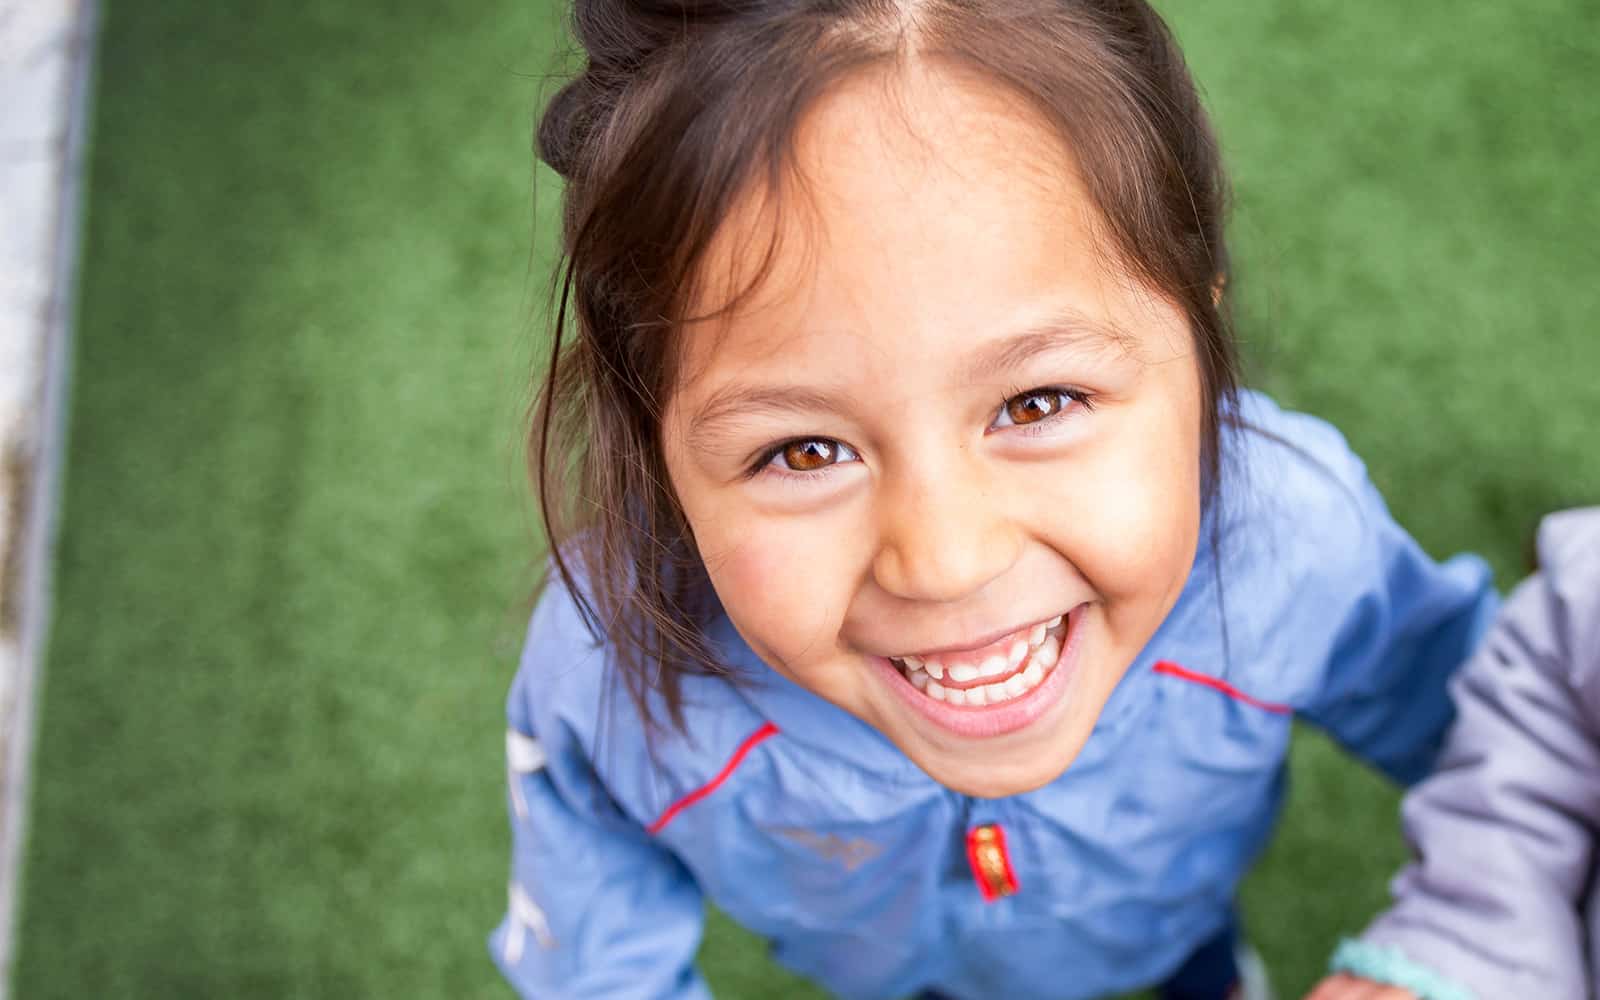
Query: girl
[
  {"left": 492, "top": 2, "right": 1497, "bottom": 997},
  {"left": 1310, "top": 508, "right": 1600, "bottom": 1000}
]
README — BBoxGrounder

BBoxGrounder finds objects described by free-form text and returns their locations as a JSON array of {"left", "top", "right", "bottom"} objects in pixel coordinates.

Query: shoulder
[
  {"left": 1214, "top": 391, "right": 1386, "bottom": 599},
  {"left": 508, "top": 570, "right": 606, "bottom": 727},
  {"left": 1224, "top": 390, "right": 1374, "bottom": 530},
  {"left": 1535, "top": 507, "right": 1600, "bottom": 585},
  {"left": 1533, "top": 508, "right": 1600, "bottom": 681},
  {"left": 510, "top": 568, "right": 756, "bottom": 732},
  {"left": 1204, "top": 392, "right": 1471, "bottom": 703},
  {"left": 506, "top": 568, "right": 770, "bottom": 811}
]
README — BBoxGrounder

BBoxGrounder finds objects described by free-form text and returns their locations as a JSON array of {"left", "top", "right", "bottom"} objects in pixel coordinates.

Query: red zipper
[{"left": 965, "top": 823, "right": 1019, "bottom": 902}]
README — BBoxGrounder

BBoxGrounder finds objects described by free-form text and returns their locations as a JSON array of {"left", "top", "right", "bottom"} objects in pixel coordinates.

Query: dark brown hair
[{"left": 533, "top": 0, "right": 1240, "bottom": 732}]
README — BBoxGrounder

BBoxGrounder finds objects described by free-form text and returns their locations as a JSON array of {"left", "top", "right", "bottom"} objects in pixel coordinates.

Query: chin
[
  {"left": 915, "top": 748, "right": 1080, "bottom": 799},
  {"left": 896, "top": 710, "right": 1095, "bottom": 797}
]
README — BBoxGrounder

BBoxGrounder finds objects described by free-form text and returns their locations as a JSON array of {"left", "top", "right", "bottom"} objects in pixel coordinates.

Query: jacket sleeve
[
  {"left": 489, "top": 643, "right": 711, "bottom": 998},
  {"left": 1296, "top": 475, "right": 1498, "bottom": 785},
  {"left": 1344, "top": 547, "right": 1600, "bottom": 998}
]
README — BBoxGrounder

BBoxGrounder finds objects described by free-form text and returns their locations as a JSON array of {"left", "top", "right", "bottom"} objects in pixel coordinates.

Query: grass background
[{"left": 13, "top": 1, "right": 1597, "bottom": 997}]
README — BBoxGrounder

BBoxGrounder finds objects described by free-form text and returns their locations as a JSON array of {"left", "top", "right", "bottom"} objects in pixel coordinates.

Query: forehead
[{"left": 674, "top": 60, "right": 1181, "bottom": 397}]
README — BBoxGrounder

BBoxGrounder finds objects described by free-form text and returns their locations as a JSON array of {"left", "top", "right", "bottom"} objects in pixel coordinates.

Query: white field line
[{"left": 0, "top": 0, "right": 98, "bottom": 994}]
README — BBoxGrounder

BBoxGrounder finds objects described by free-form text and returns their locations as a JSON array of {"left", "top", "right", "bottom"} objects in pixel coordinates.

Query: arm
[
  {"left": 1335, "top": 565, "right": 1600, "bottom": 999},
  {"left": 491, "top": 717, "right": 712, "bottom": 1000},
  {"left": 489, "top": 599, "right": 712, "bottom": 1000},
  {"left": 1297, "top": 475, "right": 1498, "bottom": 785}
]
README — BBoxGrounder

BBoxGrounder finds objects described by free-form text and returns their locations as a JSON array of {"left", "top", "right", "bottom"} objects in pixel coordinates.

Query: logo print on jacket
[{"left": 762, "top": 825, "right": 882, "bottom": 872}]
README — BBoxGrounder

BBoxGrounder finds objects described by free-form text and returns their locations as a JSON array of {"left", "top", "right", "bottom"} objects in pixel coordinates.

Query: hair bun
[
  {"left": 541, "top": 1, "right": 753, "bottom": 177},
  {"left": 573, "top": 0, "right": 749, "bottom": 68},
  {"left": 537, "top": 77, "right": 594, "bottom": 179}
]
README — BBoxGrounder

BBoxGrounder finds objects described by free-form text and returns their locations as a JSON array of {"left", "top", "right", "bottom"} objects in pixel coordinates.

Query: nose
[{"left": 871, "top": 459, "right": 1021, "bottom": 604}]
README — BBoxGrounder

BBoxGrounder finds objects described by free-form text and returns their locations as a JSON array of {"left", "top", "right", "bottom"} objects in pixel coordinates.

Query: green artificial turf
[{"left": 14, "top": 1, "right": 1598, "bottom": 997}]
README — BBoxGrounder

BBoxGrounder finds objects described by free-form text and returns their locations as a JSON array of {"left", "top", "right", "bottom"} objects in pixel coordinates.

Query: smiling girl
[{"left": 491, "top": 3, "right": 1498, "bottom": 998}]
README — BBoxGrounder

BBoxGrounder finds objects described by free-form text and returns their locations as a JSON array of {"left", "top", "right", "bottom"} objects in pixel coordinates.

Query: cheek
[
  {"left": 663, "top": 440, "right": 840, "bottom": 669},
  {"left": 691, "top": 506, "right": 858, "bottom": 670},
  {"left": 1050, "top": 397, "right": 1203, "bottom": 605}
]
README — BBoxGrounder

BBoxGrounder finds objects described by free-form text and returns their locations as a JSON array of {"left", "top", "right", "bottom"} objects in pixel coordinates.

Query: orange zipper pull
[{"left": 965, "top": 823, "right": 1019, "bottom": 902}]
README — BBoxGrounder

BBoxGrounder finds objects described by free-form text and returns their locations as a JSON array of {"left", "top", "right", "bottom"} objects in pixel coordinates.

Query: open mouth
[{"left": 888, "top": 613, "right": 1070, "bottom": 708}]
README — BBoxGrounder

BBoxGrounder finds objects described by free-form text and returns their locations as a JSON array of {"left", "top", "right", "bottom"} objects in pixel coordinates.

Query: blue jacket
[{"left": 490, "top": 393, "right": 1498, "bottom": 1000}]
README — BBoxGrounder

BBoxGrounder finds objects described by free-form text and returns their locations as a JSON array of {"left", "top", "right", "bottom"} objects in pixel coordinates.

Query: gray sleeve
[{"left": 1358, "top": 513, "right": 1600, "bottom": 1000}]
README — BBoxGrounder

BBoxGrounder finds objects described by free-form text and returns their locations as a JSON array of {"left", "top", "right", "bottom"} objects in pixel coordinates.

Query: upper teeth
[{"left": 893, "top": 616, "right": 1068, "bottom": 708}]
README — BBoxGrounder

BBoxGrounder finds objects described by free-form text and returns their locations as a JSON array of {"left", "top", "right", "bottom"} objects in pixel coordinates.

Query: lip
[{"left": 871, "top": 604, "right": 1087, "bottom": 739}]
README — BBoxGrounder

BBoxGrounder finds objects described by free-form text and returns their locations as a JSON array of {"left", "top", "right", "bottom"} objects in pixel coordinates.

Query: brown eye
[
  {"left": 781, "top": 439, "right": 840, "bottom": 471},
  {"left": 1004, "top": 390, "right": 1064, "bottom": 426},
  {"left": 756, "top": 437, "right": 860, "bottom": 478}
]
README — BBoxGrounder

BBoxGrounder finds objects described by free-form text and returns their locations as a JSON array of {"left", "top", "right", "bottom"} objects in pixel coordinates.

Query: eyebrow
[
  {"left": 687, "top": 383, "right": 857, "bottom": 447},
  {"left": 685, "top": 310, "right": 1131, "bottom": 444},
  {"left": 963, "top": 311, "right": 1133, "bottom": 380}
]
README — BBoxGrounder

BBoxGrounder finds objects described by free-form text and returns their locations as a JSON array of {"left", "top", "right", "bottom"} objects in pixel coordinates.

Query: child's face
[{"left": 662, "top": 65, "right": 1203, "bottom": 797}]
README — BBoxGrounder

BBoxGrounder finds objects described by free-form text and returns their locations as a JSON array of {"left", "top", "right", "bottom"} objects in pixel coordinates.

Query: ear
[{"left": 1210, "top": 272, "right": 1228, "bottom": 309}]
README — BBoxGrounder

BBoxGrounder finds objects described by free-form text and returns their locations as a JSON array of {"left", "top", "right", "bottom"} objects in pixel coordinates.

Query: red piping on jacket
[
  {"left": 646, "top": 722, "right": 779, "bottom": 835},
  {"left": 1152, "top": 661, "right": 1291, "bottom": 715}
]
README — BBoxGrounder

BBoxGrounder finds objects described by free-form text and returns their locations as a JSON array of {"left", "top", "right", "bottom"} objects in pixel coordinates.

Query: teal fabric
[{"left": 1330, "top": 939, "right": 1476, "bottom": 1000}]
